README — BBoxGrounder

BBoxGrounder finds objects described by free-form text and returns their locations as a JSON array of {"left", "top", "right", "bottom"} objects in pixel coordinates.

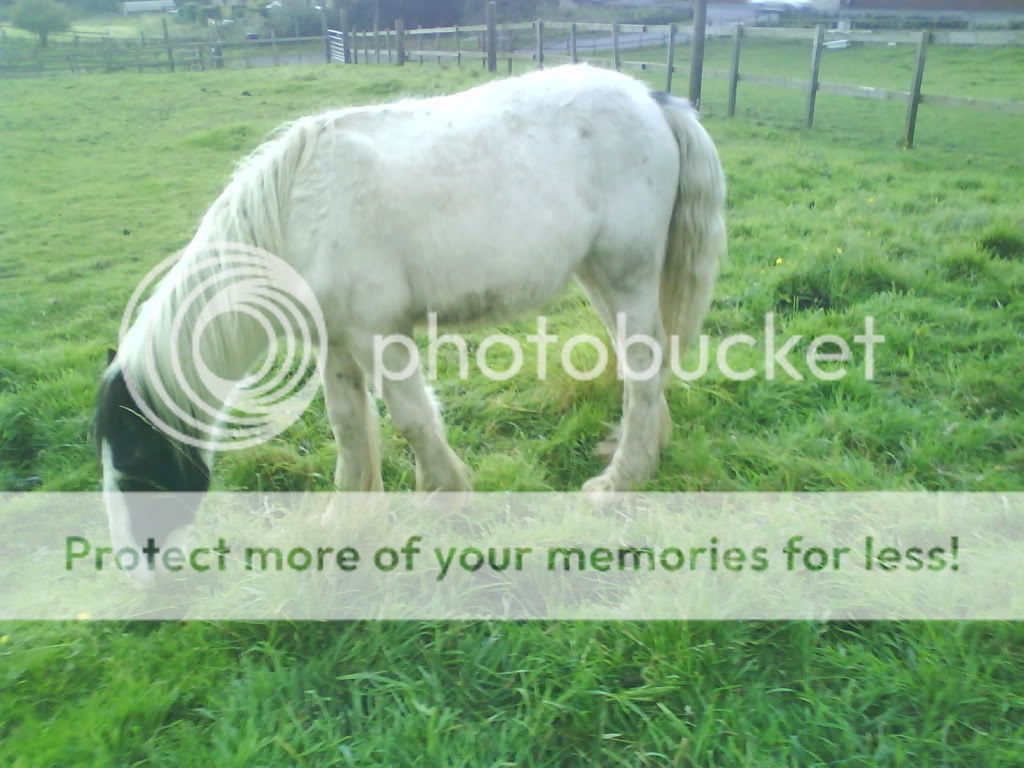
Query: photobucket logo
[
  {"left": 373, "top": 313, "right": 884, "bottom": 390},
  {"left": 118, "top": 242, "right": 326, "bottom": 452}
]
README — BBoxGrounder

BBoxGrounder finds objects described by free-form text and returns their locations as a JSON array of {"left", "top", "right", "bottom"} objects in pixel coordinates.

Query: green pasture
[{"left": 1, "top": 54, "right": 1022, "bottom": 765}]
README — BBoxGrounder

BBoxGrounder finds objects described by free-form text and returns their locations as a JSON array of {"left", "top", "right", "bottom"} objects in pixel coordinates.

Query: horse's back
[{"left": 288, "top": 66, "right": 680, "bottom": 328}]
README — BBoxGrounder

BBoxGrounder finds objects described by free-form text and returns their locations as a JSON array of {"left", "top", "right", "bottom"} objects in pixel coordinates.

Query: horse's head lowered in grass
[{"left": 95, "top": 350, "right": 211, "bottom": 581}]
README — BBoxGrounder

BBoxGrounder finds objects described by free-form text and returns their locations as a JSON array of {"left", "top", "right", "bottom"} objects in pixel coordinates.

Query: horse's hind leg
[
  {"left": 322, "top": 345, "right": 383, "bottom": 492},
  {"left": 578, "top": 269, "right": 672, "bottom": 468},
  {"left": 577, "top": 275, "right": 626, "bottom": 459},
  {"left": 360, "top": 333, "right": 472, "bottom": 492},
  {"left": 578, "top": 275, "right": 672, "bottom": 493}
]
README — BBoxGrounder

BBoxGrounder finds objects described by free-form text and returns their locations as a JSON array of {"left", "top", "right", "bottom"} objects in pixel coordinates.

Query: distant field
[
  {"left": 1, "top": 62, "right": 1023, "bottom": 764},
  {"left": 1, "top": 13, "right": 204, "bottom": 40}
]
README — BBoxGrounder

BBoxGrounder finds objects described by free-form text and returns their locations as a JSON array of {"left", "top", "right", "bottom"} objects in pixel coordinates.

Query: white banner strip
[{"left": 1, "top": 493, "right": 1021, "bottom": 620}]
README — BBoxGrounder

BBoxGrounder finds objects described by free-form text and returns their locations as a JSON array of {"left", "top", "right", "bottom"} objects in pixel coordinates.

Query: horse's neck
[{"left": 125, "top": 239, "right": 270, "bottom": 430}]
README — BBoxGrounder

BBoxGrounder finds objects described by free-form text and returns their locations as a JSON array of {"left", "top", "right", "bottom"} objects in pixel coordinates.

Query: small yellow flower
[
  {"left": 775, "top": 257, "right": 784, "bottom": 266},
  {"left": 867, "top": 197, "right": 876, "bottom": 205},
  {"left": 76, "top": 612, "right": 91, "bottom": 621},
  {"left": 836, "top": 247, "right": 844, "bottom": 255},
  {"left": 0, "top": 635, "right": 9, "bottom": 646}
]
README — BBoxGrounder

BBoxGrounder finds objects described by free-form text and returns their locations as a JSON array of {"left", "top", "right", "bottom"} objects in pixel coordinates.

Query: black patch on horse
[{"left": 95, "top": 368, "right": 211, "bottom": 544}]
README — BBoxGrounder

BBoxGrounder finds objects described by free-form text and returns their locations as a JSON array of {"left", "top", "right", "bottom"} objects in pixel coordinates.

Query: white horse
[{"left": 96, "top": 65, "right": 726, "bottom": 555}]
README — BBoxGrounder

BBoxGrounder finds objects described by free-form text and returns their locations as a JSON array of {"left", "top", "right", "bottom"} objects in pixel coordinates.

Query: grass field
[{"left": 1, "top": 52, "right": 1023, "bottom": 765}]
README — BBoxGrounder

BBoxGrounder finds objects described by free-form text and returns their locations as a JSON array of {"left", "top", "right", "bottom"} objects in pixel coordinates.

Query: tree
[
  {"left": 266, "top": 0, "right": 323, "bottom": 38},
  {"left": 12, "top": 0, "right": 71, "bottom": 48}
]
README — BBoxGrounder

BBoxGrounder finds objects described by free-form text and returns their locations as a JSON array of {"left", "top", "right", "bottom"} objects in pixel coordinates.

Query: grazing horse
[{"left": 96, "top": 64, "right": 726, "bottom": 557}]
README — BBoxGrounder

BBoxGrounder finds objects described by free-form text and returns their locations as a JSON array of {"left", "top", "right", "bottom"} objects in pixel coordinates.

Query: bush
[{"left": 11, "top": 0, "right": 70, "bottom": 47}]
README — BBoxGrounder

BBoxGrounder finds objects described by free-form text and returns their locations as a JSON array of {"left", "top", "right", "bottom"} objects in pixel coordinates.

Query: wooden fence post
[
  {"left": 665, "top": 23, "right": 676, "bottom": 93},
  {"left": 341, "top": 8, "right": 351, "bottom": 63},
  {"left": 486, "top": 2, "right": 497, "bottom": 72},
  {"left": 728, "top": 24, "right": 743, "bottom": 117},
  {"left": 570, "top": 22, "right": 577, "bottom": 64},
  {"left": 535, "top": 18, "right": 544, "bottom": 69},
  {"left": 271, "top": 28, "right": 278, "bottom": 66},
  {"left": 805, "top": 24, "right": 825, "bottom": 129},
  {"left": 321, "top": 6, "right": 329, "bottom": 64},
  {"left": 395, "top": 19, "right": 405, "bottom": 66},
  {"left": 612, "top": 22, "right": 620, "bottom": 70},
  {"left": 904, "top": 30, "right": 929, "bottom": 148},
  {"left": 161, "top": 17, "right": 174, "bottom": 73},
  {"left": 372, "top": 0, "right": 380, "bottom": 62},
  {"left": 455, "top": 25, "right": 461, "bottom": 66},
  {"left": 689, "top": 0, "right": 707, "bottom": 108}
]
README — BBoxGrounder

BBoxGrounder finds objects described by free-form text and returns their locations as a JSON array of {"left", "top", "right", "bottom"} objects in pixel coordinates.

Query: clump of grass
[
  {"left": 980, "top": 226, "right": 1024, "bottom": 261},
  {"left": 0, "top": 403, "right": 37, "bottom": 469},
  {"left": 940, "top": 248, "right": 991, "bottom": 281},
  {"left": 772, "top": 253, "right": 915, "bottom": 313},
  {"left": 219, "top": 443, "right": 321, "bottom": 491},
  {"left": 183, "top": 124, "right": 254, "bottom": 152}
]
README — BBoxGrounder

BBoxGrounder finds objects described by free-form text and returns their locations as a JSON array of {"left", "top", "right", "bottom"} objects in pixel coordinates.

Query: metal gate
[{"left": 327, "top": 29, "right": 346, "bottom": 63}]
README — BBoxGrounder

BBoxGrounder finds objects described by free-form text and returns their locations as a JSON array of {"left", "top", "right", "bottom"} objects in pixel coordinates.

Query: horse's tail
[{"left": 654, "top": 93, "right": 726, "bottom": 350}]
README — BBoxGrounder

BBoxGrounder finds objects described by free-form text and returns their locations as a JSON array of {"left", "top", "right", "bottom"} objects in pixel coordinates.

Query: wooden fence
[
  {"left": 715, "top": 25, "right": 1024, "bottom": 146},
  {"left": 3, "top": 8, "right": 1022, "bottom": 149},
  {"left": 332, "top": 8, "right": 1024, "bottom": 149},
  {"left": 0, "top": 15, "right": 333, "bottom": 76}
]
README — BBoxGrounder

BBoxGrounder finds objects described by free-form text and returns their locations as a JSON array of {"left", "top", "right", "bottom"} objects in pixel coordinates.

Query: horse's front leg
[
  {"left": 371, "top": 336, "right": 472, "bottom": 492},
  {"left": 322, "top": 345, "right": 383, "bottom": 492}
]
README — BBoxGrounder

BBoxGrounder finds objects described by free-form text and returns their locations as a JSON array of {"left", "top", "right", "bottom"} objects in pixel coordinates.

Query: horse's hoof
[
  {"left": 582, "top": 474, "right": 618, "bottom": 494},
  {"left": 320, "top": 498, "right": 343, "bottom": 528},
  {"left": 417, "top": 470, "right": 472, "bottom": 494}
]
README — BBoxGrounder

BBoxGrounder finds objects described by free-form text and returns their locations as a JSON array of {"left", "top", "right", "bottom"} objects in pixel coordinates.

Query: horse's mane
[{"left": 109, "top": 114, "right": 326, "bottom": 445}]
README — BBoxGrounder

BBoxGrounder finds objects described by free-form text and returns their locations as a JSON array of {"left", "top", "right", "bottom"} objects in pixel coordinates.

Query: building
[{"left": 122, "top": 0, "right": 176, "bottom": 13}]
